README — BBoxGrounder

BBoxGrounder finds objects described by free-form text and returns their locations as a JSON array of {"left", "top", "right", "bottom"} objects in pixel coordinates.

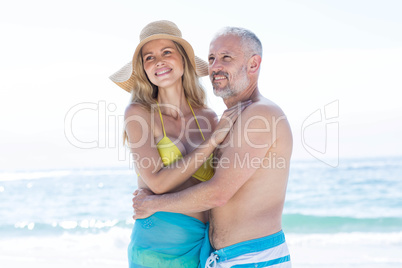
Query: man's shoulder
[
  {"left": 238, "top": 97, "right": 291, "bottom": 139},
  {"left": 242, "top": 98, "right": 285, "bottom": 120}
]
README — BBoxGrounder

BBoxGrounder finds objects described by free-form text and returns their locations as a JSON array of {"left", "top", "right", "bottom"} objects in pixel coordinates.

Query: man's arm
[
  {"left": 126, "top": 103, "right": 244, "bottom": 195},
  {"left": 133, "top": 103, "right": 285, "bottom": 218}
]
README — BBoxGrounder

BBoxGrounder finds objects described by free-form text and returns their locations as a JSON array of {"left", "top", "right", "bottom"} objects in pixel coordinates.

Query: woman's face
[{"left": 141, "top": 39, "right": 184, "bottom": 89}]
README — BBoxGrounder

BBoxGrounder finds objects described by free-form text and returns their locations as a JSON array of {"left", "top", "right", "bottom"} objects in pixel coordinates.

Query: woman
[{"left": 109, "top": 20, "right": 238, "bottom": 268}]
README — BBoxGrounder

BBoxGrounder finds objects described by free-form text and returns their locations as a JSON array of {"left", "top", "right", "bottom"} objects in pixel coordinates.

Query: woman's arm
[{"left": 125, "top": 103, "right": 245, "bottom": 194}]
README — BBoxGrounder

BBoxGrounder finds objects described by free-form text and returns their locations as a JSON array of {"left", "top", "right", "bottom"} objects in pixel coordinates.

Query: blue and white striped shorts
[{"left": 205, "top": 230, "right": 291, "bottom": 268}]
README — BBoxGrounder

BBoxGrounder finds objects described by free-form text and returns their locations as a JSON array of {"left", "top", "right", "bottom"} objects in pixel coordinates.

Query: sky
[{"left": 1, "top": 0, "right": 401, "bottom": 171}]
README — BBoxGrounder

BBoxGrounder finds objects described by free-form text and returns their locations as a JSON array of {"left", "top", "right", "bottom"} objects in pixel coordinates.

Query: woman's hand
[{"left": 212, "top": 100, "right": 252, "bottom": 145}]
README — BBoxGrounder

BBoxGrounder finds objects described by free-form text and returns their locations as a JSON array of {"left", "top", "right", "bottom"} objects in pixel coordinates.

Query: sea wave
[
  {"left": 283, "top": 214, "right": 402, "bottom": 233},
  {"left": 2, "top": 214, "right": 401, "bottom": 238},
  {"left": 0, "top": 219, "right": 134, "bottom": 237}
]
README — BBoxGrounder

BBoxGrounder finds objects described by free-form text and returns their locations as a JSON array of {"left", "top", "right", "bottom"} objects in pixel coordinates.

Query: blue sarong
[{"left": 128, "top": 212, "right": 210, "bottom": 268}]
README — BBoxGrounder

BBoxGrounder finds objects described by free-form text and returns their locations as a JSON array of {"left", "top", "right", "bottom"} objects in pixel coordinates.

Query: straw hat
[{"left": 110, "top": 20, "right": 209, "bottom": 92}]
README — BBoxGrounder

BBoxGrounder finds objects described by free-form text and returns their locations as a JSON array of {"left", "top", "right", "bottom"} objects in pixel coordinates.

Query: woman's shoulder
[
  {"left": 196, "top": 106, "right": 217, "bottom": 120},
  {"left": 193, "top": 107, "right": 218, "bottom": 129},
  {"left": 124, "top": 102, "right": 151, "bottom": 119}
]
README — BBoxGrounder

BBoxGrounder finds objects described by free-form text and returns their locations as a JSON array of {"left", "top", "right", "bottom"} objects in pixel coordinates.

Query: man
[{"left": 133, "top": 27, "right": 293, "bottom": 268}]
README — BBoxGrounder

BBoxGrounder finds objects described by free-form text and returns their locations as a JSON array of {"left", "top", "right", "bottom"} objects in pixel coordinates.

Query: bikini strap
[
  {"left": 156, "top": 101, "right": 166, "bottom": 137},
  {"left": 187, "top": 99, "right": 205, "bottom": 141}
]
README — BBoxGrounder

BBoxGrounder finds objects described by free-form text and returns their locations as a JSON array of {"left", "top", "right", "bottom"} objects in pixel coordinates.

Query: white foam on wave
[
  {"left": 12, "top": 219, "right": 125, "bottom": 232},
  {"left": 283, "top": 207, "right": 402, "bottom": 219},
  {"left": 14, "top": 222, "right": 35, "bottom": 230}
]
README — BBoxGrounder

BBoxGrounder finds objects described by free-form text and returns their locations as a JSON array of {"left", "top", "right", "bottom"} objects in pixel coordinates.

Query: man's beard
[{"left": 211, "top": 65, "right": 249, "bottom": 99}]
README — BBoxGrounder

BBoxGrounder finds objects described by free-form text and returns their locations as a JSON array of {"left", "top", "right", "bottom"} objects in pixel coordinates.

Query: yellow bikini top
[{"left": 156, "top": 99, "right": 214, "bottom": 182}]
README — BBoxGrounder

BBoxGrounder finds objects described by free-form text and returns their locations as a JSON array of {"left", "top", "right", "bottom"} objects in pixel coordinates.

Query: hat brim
[{"left": 110, "top": 35, "right": 208, "bottom": 93}]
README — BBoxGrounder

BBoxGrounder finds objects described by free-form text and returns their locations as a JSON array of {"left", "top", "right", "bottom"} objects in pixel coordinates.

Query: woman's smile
[{"left": 155, "top": 67, "right": 173, "bottom": 76}]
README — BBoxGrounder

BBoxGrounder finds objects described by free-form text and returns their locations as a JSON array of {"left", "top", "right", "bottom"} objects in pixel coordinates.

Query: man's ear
[{"left": 248, "top": 55, "right": 262, "bottom": 74}]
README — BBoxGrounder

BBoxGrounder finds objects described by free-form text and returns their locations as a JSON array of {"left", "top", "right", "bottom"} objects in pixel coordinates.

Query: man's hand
[
  {"left": 212, "top": 100, "right": 252, "bottom": 145},
  {"left": 132, "top": 188, "right": 155, "bottom": 220}
]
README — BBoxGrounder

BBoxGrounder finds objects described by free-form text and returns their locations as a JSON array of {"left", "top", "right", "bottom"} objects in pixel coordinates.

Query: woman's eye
[
  {"left": 145, "top": 56, "right": 153, "bottom": 61},
  {"left": 163, "top": 50, "right": 172, "bottom": 55}
]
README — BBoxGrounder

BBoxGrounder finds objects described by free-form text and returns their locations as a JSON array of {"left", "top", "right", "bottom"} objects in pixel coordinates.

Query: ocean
[{"left": 1, "top": 156, "right": 401, "bottom": 267}]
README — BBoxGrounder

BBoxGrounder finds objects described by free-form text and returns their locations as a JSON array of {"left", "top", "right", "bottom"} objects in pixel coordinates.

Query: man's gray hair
[{"left": 212, "top": 27, "right": 263, "bottom": 58}]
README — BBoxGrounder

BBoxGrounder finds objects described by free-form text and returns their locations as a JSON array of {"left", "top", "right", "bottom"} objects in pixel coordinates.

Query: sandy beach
[
  {"left": 1, "top": 229, "right": 401, "bottom": 268},
  {"left": 288, "top": 232, "right": 402, "bottom": 267},
  {"left": 0, "top": 229, "right": 129, "bottom": 268}
]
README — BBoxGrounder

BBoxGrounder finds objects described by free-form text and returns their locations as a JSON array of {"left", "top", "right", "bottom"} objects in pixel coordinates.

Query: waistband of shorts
[{"left": 214, "top": 230, "right": 286, "bottom": 262}]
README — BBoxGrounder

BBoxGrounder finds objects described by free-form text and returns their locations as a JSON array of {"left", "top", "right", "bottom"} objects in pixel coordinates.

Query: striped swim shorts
[{"left": 205, "top": 230, "right": 291, "bottom": 268}]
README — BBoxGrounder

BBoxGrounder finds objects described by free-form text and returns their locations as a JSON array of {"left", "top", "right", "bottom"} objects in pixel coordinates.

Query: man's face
[{"left": 208, "top": 35, "right": 250, "bottom": 99}]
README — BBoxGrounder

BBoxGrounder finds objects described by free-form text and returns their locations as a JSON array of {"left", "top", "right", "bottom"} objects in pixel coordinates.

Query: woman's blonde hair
[{"left": 123, "top": 41, "right": 207, "bottom": 144}]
